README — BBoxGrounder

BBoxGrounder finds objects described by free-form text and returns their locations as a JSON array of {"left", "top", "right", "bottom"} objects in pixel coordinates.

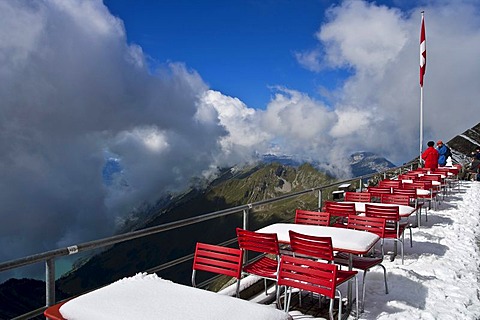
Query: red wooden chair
[
  {"left": 365, "top": 187, "right": 391, "bottom": 202},
  {"left": 378, "top": 179, "right": 403, "bottom": 189},
  {"left": 344, "top": 191, "right": 372, "bottom": 202},
  {"left": 236, "top": 228, "right": 280, "bottom": 296},
  {"left": 392, "top": 188, "right": 425, "bottom": 225},
  {"left": 278, "top": 255, "right": 358, "bottom": 320},
  {"left": 380, "top": 194, "right": 414, "bottom": 247},
  {"left": 288, "top": 230, "right": 334, "bottom": 262},
  {"left": 398, "top": 173, "right": 419, "bottom": 180},
  {"left": 192, "top": 242, "right": 243, "bottom": 297},
  {"left": 324, "top": 201, "right": 356, "bottom": 228},
  {"left": 419, "top": 174, "right": 446, "bottom": 199},
  {"left": 433, "top": 167, "right": 460, "bottom": 191},
  {"left": 365, "top": 204, "right": 406, "bottom": 264},
  {"left": 44, "top": 301, "right": 68, "bottom": 320},
  {"left": 294, "top": 209, "right": 331, "bottom": 226},
  {"left": 403, "top": 180, "right": 437, "bottom": 211},
  {"left": 335, "top": 214, "right": 389, "bottom": 312}
]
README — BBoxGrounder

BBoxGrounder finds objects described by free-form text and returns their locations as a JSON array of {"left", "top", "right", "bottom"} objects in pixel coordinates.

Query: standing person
[
  {"left": 422, "top": 141, "right": 439, "bottom": 169},
  {"left": 436, "top": 140, "right": 448, "bottom": 166},
  {"left": 476, "top": 147, "right": 480, "bottom": 160}
]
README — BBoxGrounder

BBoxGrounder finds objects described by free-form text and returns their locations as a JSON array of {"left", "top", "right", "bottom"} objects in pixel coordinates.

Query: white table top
[
  {"left": 257, "top": 223, "right": 379, "bottom": 255},
  {"left": 59, "top": 273, "right": 291, "bottom": 320}
]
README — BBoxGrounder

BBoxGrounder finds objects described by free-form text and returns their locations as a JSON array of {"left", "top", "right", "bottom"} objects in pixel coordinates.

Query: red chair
[
  {"left": 294, "top": 209, "right": 331, "bottom": 226},
  {"left": 365, "top": 187, "right": 391, "bottom": 202},
  {"left": 378, "top": 180, "right": 403, "bottom": 189},
  {"left": 344, "top": 191, "right": 372, "bottom": 202},
  {"left": 192, "top": 242, "right": 243, "bottom": 297},
  {"left": 365, "top": 204, "right": 406, "bottom": 264},
  {"left": 380, "top": 194, "right": 414, "bottom": 247},
  {"left": 419, "top": 174, "right": 445, "bottom": 199},
  {"left": 335, "top": 215, "right": 388, "bottom": 312},
  {"left": 236, "top": 228, "right": 280, "bottom": 296},
  {"left": 324, "top": 201, "right": 356, "bottom": 228},
  {"left": 403, "top": 180, "right": 437, "bottom": 211},
  {"left": 44, "top": 301, "right": 68, "bottom": 320},
  {"left": 277, "top": 255, "right": 358, "bottom": 320},
  {"left": 288, "top": 230, "right": 334, "bottom": 262},
  {"left": 398, "top": 173, "right": 419, "bottom": 180},
  {"left": 392, "top": 188, "right": 425, "bottom": 225}
]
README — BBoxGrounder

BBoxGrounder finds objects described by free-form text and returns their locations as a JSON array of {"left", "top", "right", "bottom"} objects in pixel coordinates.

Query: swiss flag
[{"left": 420, "top": 14, "right": 426, "bottom": 87}]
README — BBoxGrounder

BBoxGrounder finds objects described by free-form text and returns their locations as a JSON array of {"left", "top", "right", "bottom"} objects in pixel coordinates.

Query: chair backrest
[
  {"left": 366, "top": 187, "right": 392, "bottom": 198},
  {"left": 236, "top": 228, "right": 280, "bottom": 255},
  {"left": 419, "top": 174, "right": 441, "bottom": 182},
  {"left": 192, "top": 242, "right": 243, "bottom": 279},
  {"left": 288, "top": 230, "right": 334, "bottom": 261},
  {"left": 380, "top": 194, "right": 410, "bottom": 206},
  {"left": 295, "top": 209, "right": 331, "bottom": 226},
  {"left": 346, "top": 214, "right": 386, "bottom": 238},
  {"left": 324, "top": 201, "right": 356, "bottom": 218},
  {"left": 392, "top": 187, "right": 417, "bottom": 198},
  {"left": 365, "top": 204, "right": 400, "bottom": 221},
  {"left": 404, "top": 181, "right": 432, "bottom": 190},
  {"left": 344, "top": 192, "right": 372, "bottom": 202},
  {"left": 277, "top": 255, "right": 337, "bottom": 299},
  {"left": 398, "top": 173, "right": 419, "bottom": 180},
  {"left": 378, "top": 180, "right": 402, "bottom": 188}
]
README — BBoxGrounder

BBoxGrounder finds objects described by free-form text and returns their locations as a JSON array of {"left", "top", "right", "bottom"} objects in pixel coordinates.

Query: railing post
[
  {"left": 242, "top": 206, "right": 250, "bottom": 230},
  {"left": 317, "top": 189, "right": 322, "bottom": 211},
  {"left": 242, "top": 206, "right": 250, "bottom": 264},
  {"left": 46, "top": 258, "right": 55, "bottom": 307},
  {"left": 359, "top": 179, "right": 362, "bottom": 191}
]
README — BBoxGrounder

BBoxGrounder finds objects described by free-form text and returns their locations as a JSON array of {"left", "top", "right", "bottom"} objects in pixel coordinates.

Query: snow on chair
[{"left": 192, "top": 242, "right": 243, "bottom": 297}]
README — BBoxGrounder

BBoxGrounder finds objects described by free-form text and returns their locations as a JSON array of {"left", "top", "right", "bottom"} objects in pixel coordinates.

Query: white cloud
[{"left": 293, "top": 0, "right": 480, "bottom": 164}]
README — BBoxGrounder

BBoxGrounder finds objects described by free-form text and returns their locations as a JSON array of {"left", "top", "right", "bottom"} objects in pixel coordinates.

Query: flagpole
[
  {"left": 419, "top": 85, "right": 423, "bottom": 165},
  {"left": 419, "top": 11, "right": 426, "bottom": 166}
]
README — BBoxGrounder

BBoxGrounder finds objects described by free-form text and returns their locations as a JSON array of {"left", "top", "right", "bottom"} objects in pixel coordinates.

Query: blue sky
[{"left": 103, "top": 0, "right": 377, "bottom": 109}]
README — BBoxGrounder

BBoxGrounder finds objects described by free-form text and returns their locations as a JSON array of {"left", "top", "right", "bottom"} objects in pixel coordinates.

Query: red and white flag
[{"left": 419, "top": 14, "right": 426, "bottom": 87}]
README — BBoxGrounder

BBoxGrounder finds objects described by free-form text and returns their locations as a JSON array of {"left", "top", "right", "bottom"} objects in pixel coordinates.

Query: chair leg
[
  {"left": 329, "top": 298, "right": 335, "bottom": 320},
  {"left": 380, "top": 264, "right": 389, "bottom": 294},
  {"left": 409, "top": 227, "right": 413, "bottom": 247},
  {"left": 398, "top": 239, "right": 404, "bottom": 264},
  {"left": 283, "top": 286, "right": 292, "bottom": 312},
  {"left": 235, "top": 279, "right": 240, "bottom": 298},
  {"left": 355, "top": 276, "right": 359, "bottom": 319},
  {"left": 361, "top": 270, "right": 367, "bottom": 313},
  {"left": 337, "top": 289, "right": 342, "bottom": 320}
]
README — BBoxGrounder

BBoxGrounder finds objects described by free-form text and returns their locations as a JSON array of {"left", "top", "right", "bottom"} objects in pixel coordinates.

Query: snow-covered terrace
[{"left": 49, "top": 181, "right": 480, "bottom": 319}]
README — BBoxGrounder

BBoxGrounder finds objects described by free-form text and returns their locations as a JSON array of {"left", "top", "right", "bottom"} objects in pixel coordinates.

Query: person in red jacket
[{"left": 422, "top": 140, "right": 439, "bottom": 169}]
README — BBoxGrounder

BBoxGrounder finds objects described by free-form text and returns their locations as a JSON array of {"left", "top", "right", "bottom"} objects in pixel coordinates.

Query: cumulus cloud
[
  {"left": 295, "top": 0, "right": 480, "bottom": 164},
  {"left": 0, "top": 0, "right": 227, "bottom": 278}
]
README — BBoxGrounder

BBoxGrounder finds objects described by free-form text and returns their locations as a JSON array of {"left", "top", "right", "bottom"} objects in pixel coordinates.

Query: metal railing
[{"left": 0, "top": 163, "right": 414, "bottom": 319}]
